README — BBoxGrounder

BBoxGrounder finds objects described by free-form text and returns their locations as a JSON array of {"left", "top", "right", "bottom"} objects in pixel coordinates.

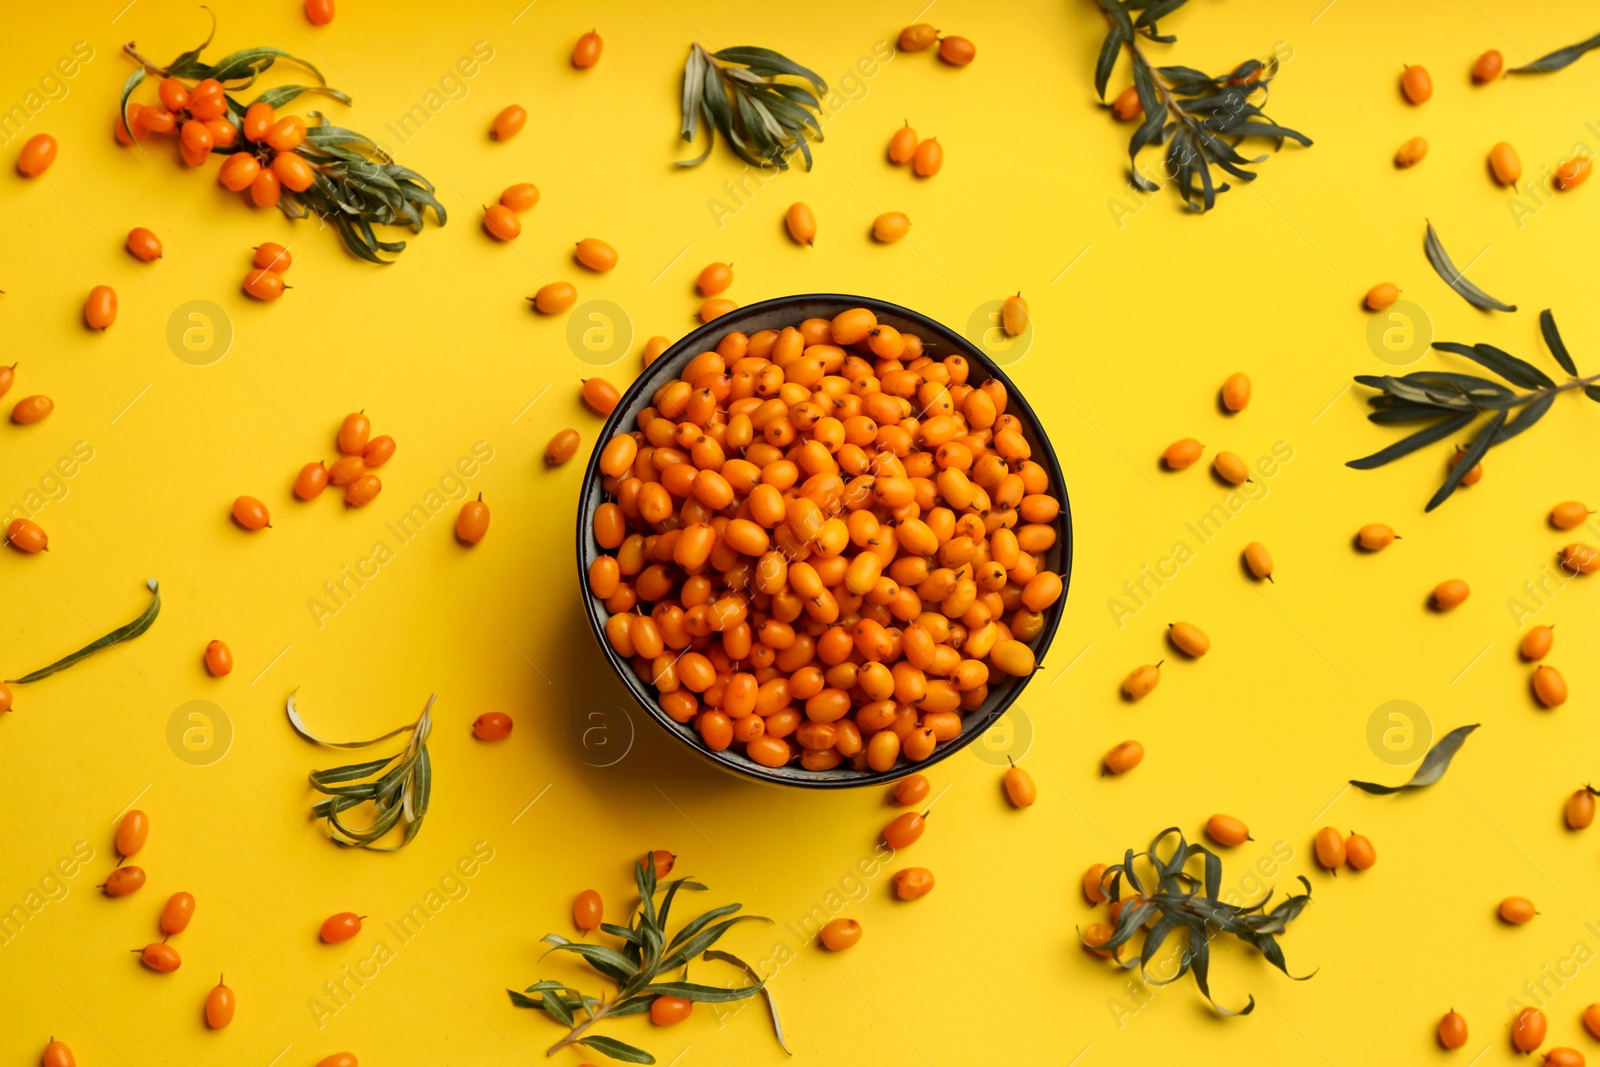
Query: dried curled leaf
[
  {"left": 1424, "top": 221, "right": 1516, "bottom": 312},
  {"left": 677, "top": 44, "right": 826, "bottom": 170},
  {"left": 704, "top": 949, "right": 791, "bottom": 1054},
  {"left": 287, "top": 692, "right": 434, "bottom": 849},
  {"left": 6, "top": 579, "right": 161, "bottom": 685},
  {"left": 1088, "top": 827, "right": 1313, "bottom": 1015},
  {"left": 1510, "top": 31, "right": 1600, "bottom": 74},
  {"left": 1351, "top": 723, "right": 1479, "bottom": 794}
]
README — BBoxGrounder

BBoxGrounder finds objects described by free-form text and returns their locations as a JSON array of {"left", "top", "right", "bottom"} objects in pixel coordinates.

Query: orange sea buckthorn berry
[
  {"left": 189, "top": 79, "right": 227, "bottom": 119},
  {"left": 1521, "top": 625, "right": 1554, "bottom": 661},
  {"left": 219, "top": 152, "right": 260, "bottom": 191},
  {"left": 491, "top": 104, "right": 527, "bottom": 141},
  {"left": 786, "top": 202, "right": 817, "bottom": 245},
  {"left": 1357, "top": 523, "right": 1397, "bottom": 550},
  {"left": 872, "top": 211, "right": 911, "bottom": 243},
  {"left": 250, "top": 169, "right": 282, "bottom": 209},
  {"left": 1168, "top": 622, "right": 1210, "bottom": 657},
  {"left": 500, "top": 182, "right": 539, "bottom": 212},
  {"left": 1532, "top": 665, "right": 1568, "bottom": 708},
  {"left": 204, "top": 640, "right": 233, "bottom": 677},
  {"left": 232, "top": 495, "right": 271, "bottom": 530},
  {"left": 1585, "top": 1004, "right": 1600, "bottom": 1040},
  {"left": 1212, "top": 450, "right": 1249, "bottom": 485},
  {"left": 139, "top": 106, "right": 177, "bottom": 134},
  {"left": 912, "top": 137, "right": 943, "bottom": 177},
  {"left": 116, "top": 103, "right": 145, "bottom": 143},
  {"left": 1103, "top": 740, "right": 1144, "bottom": 775},
  {"left": 265, "top": 115, "right": 307, "bottom": 151},
  {"left": 1566, "top": 788, "right": 1595, "bottom": 829},
  {"left": 1489, "top": 142, "right": 1522, "bottom": 186},
  {"left": 1162, "top": 438, "right": 1202, "bottom": 469},
  {"left": 1561, "top": 543, "right": 1600, "bottom": 575},
  {"left": 1001, "top": 292, "right": 1029, "bottom": 337},
  {"left": 0, "top": 363, "right": 11, "bottom": 399},
  {"left": 126, "top": 227, "right": 163, "bottom": 262},
  {"left": 1430, "top": 579, "right": 1470, "bottom": 610},
  {"left": 116, "top": 809, "right": 149, "bottom": 857},
  {"left": 329, "top": 455, "right": 367, "bottom": 487},
  {"left": 650, "top": 995, "right": 693, "bottom": 1024},
  {"left": 1513, "top": 1006, "right": 1547, "bottom": 1052},
  {"left": 1004, "top": 759, "right": 1037, "bottom": 807},
  {"left": 546, "top": 428, "right": 581, "bottom": 465},
  {"left": 645, "top": 850, "right": 675, "bottom": 878},
  {"left": 640, "top": 335, "right": 670, "bottom": 367},
  {"left": 249, "top": 244, "right": 292, "bottom": 274},
  {"left": 138, "top": 942, "right": 182, "bottom": 972},
  {"left": 893, "top": 867, "right": 935, "bottom": 900},
  {"left": 345, "top": 474, "right": 381, "bottom": 507},
  {"left": 84, "top": 285, "right": 117, "bottom": 330},
  {"left": 181, "top": 120, "right": 214, "bottom": 156},
  {"left": 1121, "top": 663, "right": 1161, "bottom": 700},
  {"left": 1437, "top": 1009, "right": 1467, "bottom": 1049},
  {"left": 203, "top": 118, "right": 237, "bottom": 148},
  {"left": 1365, "top": 282, "right": 1400, "bottom": 310},
  {"left": 103, "top": 866, "right": 146, "bottom": 896},
  {"left": 242, "top": 102, "right": 275, "bottom": 143},
  {"left": 819, "top": 917, "right": 862, "bottom": 951},
  {"left": 7, "top": 518, "right": 48, "bottom": 553},
  {"left": 1400, "top": 65, "right": 1432, "bottom": 104},
  {"left": 337, "top": 411, "right": 370, "bottom": 454},
  {"left": 1544, "top": 1049, "right": 1584, "bottom": 1067},
  {"left": 530, "top": 281, "right": 577, "bottom": 314},
  {"left": 160, "top": 891, "right": 195, "bottom": 936},
  {"left": 483, "top": 203, "right": 521, "bottom": 241},
  {"left": 572, "top": 30, "right": 603, "bottom": 68},
  {"left": 1205, "top": 814, "right": 1251, "bottom": 847},
  {"left": 899, "top": 23, "right": 937, "bottom": 51},
  {"left": 884, "top": 811, "right": 925, "bottom": 848},
  {"left": 0, "top": 682, "right": 12, "bottom": 713},
  {"left": 1082, "top": 922, "right": 1118, "bottom": 958},
  {"left": 158, "top": 77, "right": 190, "bottom": 112},
  {"left": 1473, "top": 49, "right": 1503, "bottom": 81},
  {"left": 1550, "top": 500, "right": 1592, "bottom": 529},
  {"left": 320, "top": 912, "right": 362, "bottom": 943},
  {"left": 696, "top": 261, "right": 732, "bottom": 296},
  {"left": 362, "top": 436, "right": 394, "bottom": 468},
  {"left": 582, "top": 378, "right": 620, "bottom": 415},
  {"left": 205, "top": 977, "right": 236, "bottom": 1029},
  {"left": 888, "top": 121, "right": 918, "bottom": 164},
  {"left": 17, "top": 133, "right": 57, "bottom": 177},
  {"left": 700, "top": 297, "right": 737, "bottom": 322},
  {"left": 42, "top": 1038, "right": 76, "bottom": 1067},
  {"left": 1244, "top": 542, "right": 1274, "bottom": 581},
  {"left": 473, "top": 711, "right": 513, "bottom": 740},
  {"left": 937, "top": 35, "right": 976, "bottom": 66},
  {"left": 1556, "top": 156, "right": 1592, "bottom": 190},
  {"left": 315, "top": 1055, "right": 358, "bottom": 1067},
  {"left": 1083, "top": 864, "right": 1109, "bottom": 904},
  {"left": 1449, "top": 448, "right": 1483, "bottom": 486},
  {"left": 1313, "top": 826, "right": 1346, "bottom": 870},
  {"left": 243, "top": 268, "right": 287, "bottom": 300},
  {"left": 892, "top": 774, "right": 930, "bottom": 806},
  {"left": 457, "top": 494, "right": 490, "bottom": 544},
  {"left": 272, "top": 151, "right": 315, "bottom": 192},
  {"left": 1345, "top": 831, "right": 1376, "bottom": 870},
  {"left": 306, "top": 0, "right": 335, "bottom": 23},
  {"left": 1499, "top": 896, "right": 1538, "bottom": 924},
  {"left": 575, "top": 238, "right": 618, "bottom": 271},
  {"left": 573, "top": 888, "right": 602, "bottom": 930},
  {"left": 1394, "top": 136, "right": 1428, "bottom": 168},
  {"left": 1111, "top": 86, "right": 1142, "bottom": 121}
]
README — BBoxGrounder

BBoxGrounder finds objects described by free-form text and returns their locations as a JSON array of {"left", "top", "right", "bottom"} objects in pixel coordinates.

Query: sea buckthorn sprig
[
  {"left": 118, "top": 12, "right": 445, "bottom": 263},
  {"left": 586, "top": 308, "right": 1066, "bottom": 776},
  {"left": 677, "top": 45, "right": 826, "bottom": 170},
  {"left": 1349, "top": 308, "right": 1600, "bottom": 510},
  {"left": 1088, "top": 827, "right": 1313, "bottom": 1015},
  {"left": 285, "top": 692, "right": 434, "bottom": 850},
  {"left": 1092, "top": 0, "right": 1310, "bottom": 212},
  {"left": 508, "top": 855, "right": 774, "bottom": 1063}
]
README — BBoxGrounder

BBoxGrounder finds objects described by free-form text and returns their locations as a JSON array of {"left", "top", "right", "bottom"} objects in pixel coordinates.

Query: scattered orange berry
[
  {"left": 232, "top": 496, "right": 271, "bottom": 530},
  {"left": 819, "top": 917, "right": 862, "bottom": 950},
  {"left": 126, "top": 227, "right": 163, "bottom": 262},
  {"left": 572, "top": 31, "right": 603, "bottom": 69},
  {"left": 1401, "top": 65, "right": 1432, "bottom": 104},
  {"left": 17, "top": 133, "right": 57, "bottom": 177},
  {"left": 320, "top": 912, "right": 362, "bottom": 943},
  {"left": 204, "top": 640, "right": 233, "bottom": 677}
]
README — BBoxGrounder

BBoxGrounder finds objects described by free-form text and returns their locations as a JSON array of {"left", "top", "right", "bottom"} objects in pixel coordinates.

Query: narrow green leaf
[
  {"left": 1510, "top": 32, "right": 1600, "bottom": 74},
  {"left": 1540, "top": 309, "right": 1578, "bottom": 375},
  {"left": 1351, "top": 723, "right": 1480, "bottom": 793},
  {"left": 703, "top": 948, "right": 790, "bottom": 1054},
  {"left": 7, "top": 579, "right": 161, "bottom": 684},
  {"left": 576, "top": 1035, "right": 656, "bottom": 1064},
  {"left": 1424, "top": 221, "right": 1517, "bottom": 312}
]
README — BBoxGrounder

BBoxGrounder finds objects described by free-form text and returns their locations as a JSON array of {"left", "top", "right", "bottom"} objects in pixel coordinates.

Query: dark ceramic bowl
[{"left": 576, "top": 295, "right": 1071, "bottom": 787}]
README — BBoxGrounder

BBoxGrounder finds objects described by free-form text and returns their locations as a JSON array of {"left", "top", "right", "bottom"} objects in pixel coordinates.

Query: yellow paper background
[{"left": 3, "top": 1, "right": 1600, "bottom": 1063}]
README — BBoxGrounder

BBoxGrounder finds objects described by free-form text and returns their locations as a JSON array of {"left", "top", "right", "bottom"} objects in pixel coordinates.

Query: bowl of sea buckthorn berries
[{"left": 578, "top": 295, "right": 1069, "bottom": 786}]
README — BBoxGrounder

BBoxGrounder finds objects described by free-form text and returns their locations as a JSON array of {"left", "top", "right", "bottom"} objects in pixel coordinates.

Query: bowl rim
[{"left": 574, "top": 293, "right": 1072, "bottom": 788}]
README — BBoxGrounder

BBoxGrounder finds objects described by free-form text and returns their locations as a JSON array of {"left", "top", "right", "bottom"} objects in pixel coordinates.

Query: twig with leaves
[
  {"left": 285, "top": 691, "right": 433, "bottom": 850},
  {"left": 677, "top": 45, "right": 826, "bottom": 170},
  {"left": 1348, "top": 310, "right": 1600, "bottom": 510},
  {"left": 1087, "top": 827, "right": 1313, "bottom": 1015},
  {"left": 509, "top": 856, "right": 772, "bottom": 1063},
  {"left": 1092, "top": 0, "right": 1310, "bottom": 211}
]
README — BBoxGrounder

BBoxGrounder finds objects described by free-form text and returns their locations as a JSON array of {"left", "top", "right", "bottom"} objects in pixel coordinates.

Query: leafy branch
[
  {"left": 1093, "top": 0, "right": 1310, "bottom": 212},
  {"left": 119, "top": 9, "right": 444, "bottom": 262},
  {"left": 677, "top": 45, "right": 826, "bottom": 170},
  {"left": 1348, "top": 310, "right": 1600, "bottom": 510},
  {"left": 1086, "top": 827, "right": 1313, "bottom": 1015},
  {"left": 285, "top": 691, "right": 434, "bottom": 850},
  {"left": 509, "top": 857, "right": 770, "bottom": 1063}
]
